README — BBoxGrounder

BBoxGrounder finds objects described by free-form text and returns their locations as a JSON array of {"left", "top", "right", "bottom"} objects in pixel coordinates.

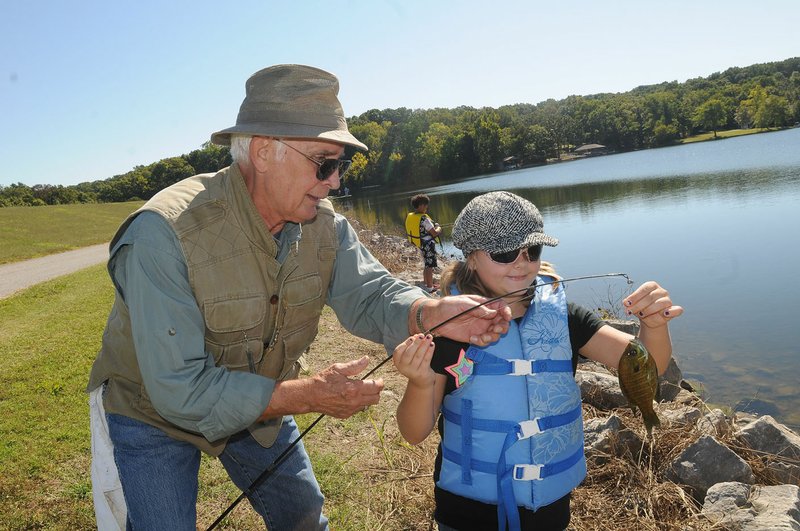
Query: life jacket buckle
[
  {"left": 513, "top": 464, "right": 543, "bottom": 481},
  {"left": 517, "top": 419, "right": 542, "bottom": 439},
  {"left": 510, "top": 359, "right": 533, "bottom": 375}
]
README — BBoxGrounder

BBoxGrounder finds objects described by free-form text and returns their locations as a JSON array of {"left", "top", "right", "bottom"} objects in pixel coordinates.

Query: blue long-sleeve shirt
[{"left": 109, "top": 210, "right": 424, "bottom": 441}]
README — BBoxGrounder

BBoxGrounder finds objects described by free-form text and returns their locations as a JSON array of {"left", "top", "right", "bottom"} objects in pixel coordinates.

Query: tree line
[{"left": 2, "top": 57, "right": 798, "bottom": 207}]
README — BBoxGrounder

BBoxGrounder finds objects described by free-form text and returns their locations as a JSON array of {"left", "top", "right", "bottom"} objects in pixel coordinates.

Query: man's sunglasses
[
  {"left": 275, "top": 139, "right": 352, "bottom": 181},
  {"left": 488, "top": 244, "right": 543, "bottom": 264}
]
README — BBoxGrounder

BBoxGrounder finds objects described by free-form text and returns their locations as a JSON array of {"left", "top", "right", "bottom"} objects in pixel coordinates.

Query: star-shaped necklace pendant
[{"left": 445, "top": 349, "right": 474, "bottom": 388}]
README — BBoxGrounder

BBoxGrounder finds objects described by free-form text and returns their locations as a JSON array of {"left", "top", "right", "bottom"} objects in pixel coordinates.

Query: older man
[{"left": 87, "top": 64, "right": 509, "bottom": 530}]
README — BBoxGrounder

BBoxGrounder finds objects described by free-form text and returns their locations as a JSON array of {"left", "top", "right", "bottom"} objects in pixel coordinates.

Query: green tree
[
  {"left": 346, "top": 152, "right": 368, "bottom": 186},
  {"left": 693, "top": 98, "right": 728, "bottom": 137},
  {"left": 755, "top": 94, "right": 790, "bottom": 128},
  {"left": 738, "top": 86, "right": 768, "bottom": 129},
  {"left": 0, "top": 183, "right": 37, "bottom": 206},
  {"left": 472, "top": 114, "right": 504, "bottom": 172},
  {"left": 415, "top": 122, "right": 452, "bottom": 174},
  {"left": 521, "top": 125, "right": 553, "bottom": 163},
  {"left": 183, "top": 142, "right": 231, "bottom": 174},
  {"left": 146, "top": 157, "right": 196, "bottom": 198},
  {"left": 652, "top": 120, "right": 679, "bottom": 146}
]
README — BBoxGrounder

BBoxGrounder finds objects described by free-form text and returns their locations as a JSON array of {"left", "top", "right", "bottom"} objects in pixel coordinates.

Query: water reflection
[{"left": 337, "top": 129, "right": 800, "bottom": 428}]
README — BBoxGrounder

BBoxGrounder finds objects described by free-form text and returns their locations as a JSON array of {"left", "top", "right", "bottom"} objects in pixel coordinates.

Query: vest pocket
[
  {"left": 204, "top": 295, "right": 267, "bottom": 333},
  {"left": 278, "top": 318, "right": 319, "bottom": 379},
  {"left": 282, "top": 274, "right": 322, "bottom": 307},
  {"left": 206, "top": 336, "right": 266, "bottom": 371},
  {"left": 204, "top": 295, "right": 268, "bottom": 370}
]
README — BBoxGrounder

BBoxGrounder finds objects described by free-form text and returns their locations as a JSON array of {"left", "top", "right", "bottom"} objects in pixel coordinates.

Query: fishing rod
[{"left": 207, "top": 272, "right": 631, "bottom": 529}]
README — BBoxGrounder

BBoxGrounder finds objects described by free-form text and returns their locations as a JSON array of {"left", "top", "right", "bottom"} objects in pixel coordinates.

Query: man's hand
[
  {"left": 259, "top": 356, "right": 384, "bottom": 420},
  {"left": 419, "top": 295, "right": 511, "bottom": 346}
]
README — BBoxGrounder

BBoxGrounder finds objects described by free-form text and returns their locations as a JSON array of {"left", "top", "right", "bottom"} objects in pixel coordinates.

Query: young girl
[{"left": 393, "top": 191, "right": 683, "bottom": 531}]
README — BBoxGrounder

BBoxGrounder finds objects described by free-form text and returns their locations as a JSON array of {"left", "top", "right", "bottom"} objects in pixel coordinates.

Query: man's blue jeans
[{"left": 107, "top": 413, "right": 329, "bottom": 530}]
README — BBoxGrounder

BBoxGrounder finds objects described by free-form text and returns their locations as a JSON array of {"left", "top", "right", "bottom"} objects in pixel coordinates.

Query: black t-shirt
[{"left": 430, "top": 302, "right": 605, "bottom": 530}]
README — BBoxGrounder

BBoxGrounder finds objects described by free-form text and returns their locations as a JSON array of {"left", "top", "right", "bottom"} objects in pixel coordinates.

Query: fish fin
[{"left": 643, "top": 409, "right": 660, "bottom": 437}]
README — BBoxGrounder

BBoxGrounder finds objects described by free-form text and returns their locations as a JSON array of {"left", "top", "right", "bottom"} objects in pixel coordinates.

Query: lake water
[{"left": 338, "top": 128, "right": 800, "bottom": 429}]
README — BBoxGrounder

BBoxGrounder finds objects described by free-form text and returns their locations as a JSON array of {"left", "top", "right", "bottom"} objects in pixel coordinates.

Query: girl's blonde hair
[{"left": 441, "top": 255, "right": 560, "bottom": 298}]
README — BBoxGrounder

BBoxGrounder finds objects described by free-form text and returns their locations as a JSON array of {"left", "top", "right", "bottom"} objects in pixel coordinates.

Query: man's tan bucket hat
[{"left": 211, "top": 64, "right": 367, "bottom": 150}]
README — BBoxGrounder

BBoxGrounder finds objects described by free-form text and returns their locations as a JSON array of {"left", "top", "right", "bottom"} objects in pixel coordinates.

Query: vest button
[
  {"left": 270, "top": 295, "right": 279, "bottom": 305},
  {"left": 527, "top": 338, "right": 536, "bottom": 345}
]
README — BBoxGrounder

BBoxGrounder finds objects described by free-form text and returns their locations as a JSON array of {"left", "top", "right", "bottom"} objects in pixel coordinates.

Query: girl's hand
[
  {"left": 623, "top": 281, "right": 684, "bottom": 329},
  {"left": 392, "top": 334, "right": 436, "bottom": 388}
]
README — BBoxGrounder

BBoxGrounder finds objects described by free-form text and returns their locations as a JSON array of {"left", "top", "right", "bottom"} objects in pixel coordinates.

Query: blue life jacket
[{"left": 437, "top": 277, "right": 586, "bottom": 531}]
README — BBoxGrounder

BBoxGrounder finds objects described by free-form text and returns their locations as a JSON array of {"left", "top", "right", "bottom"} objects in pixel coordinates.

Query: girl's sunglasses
[
  {"left": 276, "top": 139, "right": 352, "bottom": 181},
  {"left": 488, "top": 244, "right": 543, "bottom": 264}
]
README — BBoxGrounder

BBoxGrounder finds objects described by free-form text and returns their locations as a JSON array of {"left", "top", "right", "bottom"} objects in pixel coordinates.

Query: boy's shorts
[{"left": 421, "top": 239, "right": 437, "bottom": 268}]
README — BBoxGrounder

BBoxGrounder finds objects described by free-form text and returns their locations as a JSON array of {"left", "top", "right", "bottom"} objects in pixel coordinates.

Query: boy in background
[{"left": 405, "top": 194, "right": 442, "bottom": 292}]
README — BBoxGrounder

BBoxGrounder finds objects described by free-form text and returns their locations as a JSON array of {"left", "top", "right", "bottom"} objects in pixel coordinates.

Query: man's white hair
[{"left": 230, "top": 135, "right": 253, "bottom": 165}]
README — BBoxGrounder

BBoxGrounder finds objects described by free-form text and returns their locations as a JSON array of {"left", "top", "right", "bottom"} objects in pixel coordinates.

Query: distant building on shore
[{"left": 573, "top": 143, "right": 609, "bottom": 157}]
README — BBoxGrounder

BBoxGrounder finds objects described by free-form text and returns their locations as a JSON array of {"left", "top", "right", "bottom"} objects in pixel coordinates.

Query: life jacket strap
[
  {"left": 496, "top": 447, "right": 584, "bottom": 531},
  {"left": 467, "top": 349, "right": 573, "bottom": 376},
  {"left": 441, "top": 444, "right": 583, "bottom": 480},
  {"left": 515, "top": 405, "right": 581, "bottom": 440}
]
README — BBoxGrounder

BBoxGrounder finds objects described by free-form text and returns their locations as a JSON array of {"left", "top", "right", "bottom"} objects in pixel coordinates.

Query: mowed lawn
[
  {"left": 0, "top": 266, "right": 113, "bottom": 528},
  {"left": 0, "top": 201, "right": 143, "bottom": 264}
]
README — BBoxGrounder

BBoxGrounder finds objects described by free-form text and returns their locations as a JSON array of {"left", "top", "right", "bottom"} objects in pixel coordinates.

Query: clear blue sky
[{"left": 1, "top": 0, "right": 797, "bottom": 187}]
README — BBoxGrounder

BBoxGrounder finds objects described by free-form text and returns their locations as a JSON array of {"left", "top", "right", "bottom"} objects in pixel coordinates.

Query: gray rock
[
  {"left": 576, "top": 370, "right": 628, "bottom": 409},
  {"left": 604, "top": 318, "right": 639, "bottom": 336},
  {"left": 696, "top": 409, "right": 734, "bottom": 438},
  {"left": 737, "top": 415, "right": 800, "bottom": 485},
  {"left": 658, "top": 357, "right": 683, "bottom": 401},
  {"left": 673, "top": 388, "right": 701, "bottom": 405},
  {"left": 666, "top": 435, "right": 755, "bottom": 499},
  {"left": 702, "top": 481, "right": 754, "bottom": 521},
  {"left": 737, "top": 415, "right": 800, "bottom": 458},
  {"left": 576, "top": 359, "right": 613, "bottom": 375},
  {"left": 734, "top": 411, "right": 759, "bottom": 431},
  {"left": 583, "top": 414, "right": 642, "bottom": 463},
  {"left": 702, "top": 482, "right": 800, "bottom": 530},
  {"left": 660, "top": 405, "right": 702, "bottom": 427}
]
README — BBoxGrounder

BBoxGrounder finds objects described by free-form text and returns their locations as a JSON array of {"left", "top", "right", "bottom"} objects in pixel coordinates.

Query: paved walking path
[{"left": 0, "top": 243, "right": 109, "bottom": 299}]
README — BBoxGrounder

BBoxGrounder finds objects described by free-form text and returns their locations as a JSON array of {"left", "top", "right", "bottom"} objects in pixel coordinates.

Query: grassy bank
[
  {"left": 678, "top": 127, "right": 773, "bottom": 144},
  {"left": 0, "top": 201, "right": 143, "bottom": 264}
]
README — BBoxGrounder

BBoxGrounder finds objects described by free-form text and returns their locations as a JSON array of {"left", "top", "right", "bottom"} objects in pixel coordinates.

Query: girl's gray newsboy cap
[
  {"left": 210, "top": 64, "right": 368, "bottom": 150},
  {"left": 451, "top": 191, "right": 559, "bottom": 256}
]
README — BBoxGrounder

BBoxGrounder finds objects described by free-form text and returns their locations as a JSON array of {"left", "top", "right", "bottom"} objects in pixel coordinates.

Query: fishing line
[{"left": 207, "top": 272, "right": 631, "bottom": 529}]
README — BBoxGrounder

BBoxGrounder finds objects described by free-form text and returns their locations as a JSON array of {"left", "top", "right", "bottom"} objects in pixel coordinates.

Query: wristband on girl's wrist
[{"left": 415, "top": 301, "right": 426, "bottom": 334}]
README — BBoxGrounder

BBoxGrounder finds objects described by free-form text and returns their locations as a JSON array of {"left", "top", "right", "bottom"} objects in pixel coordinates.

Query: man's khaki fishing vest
[{"left": 87, "top": 164, "right": 338, "bottom": 456}]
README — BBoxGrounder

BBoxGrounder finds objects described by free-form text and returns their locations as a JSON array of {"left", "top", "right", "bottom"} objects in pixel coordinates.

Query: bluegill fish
[{"left": 618, "top": 338, "right": 660, "bottom": 436}]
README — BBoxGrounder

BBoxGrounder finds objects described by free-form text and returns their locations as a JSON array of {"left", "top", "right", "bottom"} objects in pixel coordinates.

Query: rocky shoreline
[
  {"left": 578, "top": 349, "right": 800, "bottom": 530},
  {"left": 347, "top": 213, "right": 800, "bottom": 530}
]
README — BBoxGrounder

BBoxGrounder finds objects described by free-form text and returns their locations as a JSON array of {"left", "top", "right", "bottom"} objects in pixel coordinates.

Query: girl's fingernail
[
  {"left": 638, "top": 311, "right": 644, "bottom": 317},
  {"left": 626, "top": 310, "right": 632, "bottom": 315},
  {"left": 664, "top": 310, "right": 670, "bottom": 316}
]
